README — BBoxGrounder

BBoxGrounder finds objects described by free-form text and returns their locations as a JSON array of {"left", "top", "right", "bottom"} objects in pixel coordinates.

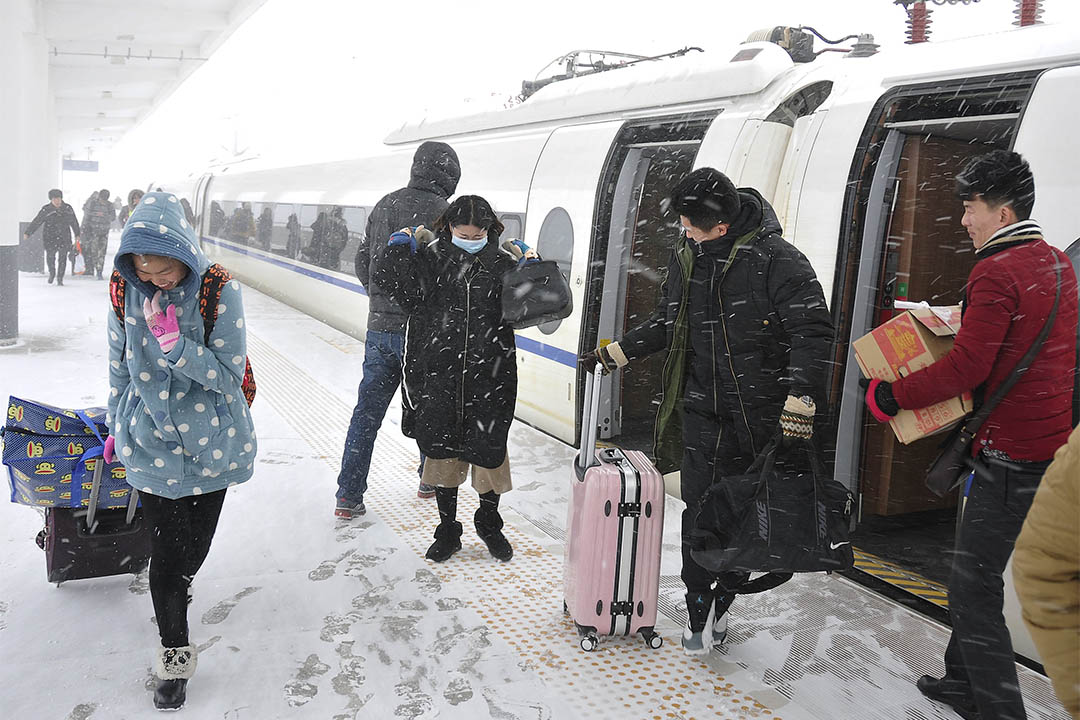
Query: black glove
[{"left": 859, "top": 377, "right": 900, "bottom": 421}]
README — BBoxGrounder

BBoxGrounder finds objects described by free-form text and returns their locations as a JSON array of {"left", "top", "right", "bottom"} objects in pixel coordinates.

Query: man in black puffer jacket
[
  {"left": 334, "top": 141, "right": 461, "bottom": 518},
  {"left": 584, "top": 167, "right": 834, "bottom": 657},
  {"left": 24, "top": 188, "right": 81, "bottom": 286}
]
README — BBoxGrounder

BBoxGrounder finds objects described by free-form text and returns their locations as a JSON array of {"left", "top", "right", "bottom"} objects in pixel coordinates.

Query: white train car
[{"left": 161, "top": 21, "right": 1080, "bottom": 667}]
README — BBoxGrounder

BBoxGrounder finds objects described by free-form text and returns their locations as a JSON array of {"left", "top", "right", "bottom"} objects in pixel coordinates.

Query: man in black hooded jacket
[
  {"left": 24, "top": 188, "right": 80, "bottom": 286},
  {"left": 334, "top": 141, "right": 461, "bottom": 518},
  {"left": 584, "top": 167, "right": 834, "bottom": 657}
]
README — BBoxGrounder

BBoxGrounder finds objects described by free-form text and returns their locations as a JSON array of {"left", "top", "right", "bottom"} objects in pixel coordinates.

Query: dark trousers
[
  {"left": 944, "top": 454, "right": 1046, "bottom": 720},
  {"left": 337, "top": 330, "right": 424, "bottom": 501},
  {"left": 44, "top": 239, "right": 69, "bottom": 281},
  {"left": 140, "top": 490, "right": 228, "bottom": 648},
  {"left": 680, "top": 408, "right": 753, "bottom": 613}
]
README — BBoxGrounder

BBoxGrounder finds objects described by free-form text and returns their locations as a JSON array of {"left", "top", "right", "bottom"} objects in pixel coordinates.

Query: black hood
[
  {"left": 727, "top": 187, "right": 783, "bottom": 239},
  {"left": 407, "top": 141, "right": 461, "bottom": 199}
]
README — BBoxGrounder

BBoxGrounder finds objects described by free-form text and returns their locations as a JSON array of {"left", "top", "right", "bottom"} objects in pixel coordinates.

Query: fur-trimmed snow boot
[
  {"left": 154, "top": 644, "right": 197, "bottom": 710},
  {"left": 474, "top": 491, "right": 513, "bottom": 562}
]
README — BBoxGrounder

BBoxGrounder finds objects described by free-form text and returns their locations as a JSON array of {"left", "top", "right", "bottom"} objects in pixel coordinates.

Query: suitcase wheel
[
  {"left": 579, "top": 634, "right": 599, "bottom": 652},
  {"left": 642, "top": 629, "right": 663, "bottom": 649}
]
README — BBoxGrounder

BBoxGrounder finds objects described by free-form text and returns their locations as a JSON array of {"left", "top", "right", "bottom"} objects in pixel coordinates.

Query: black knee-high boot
[
  {"left": 426, "top": 487, "right": 462, "bottom": 562},
  {"left": 475, "top": 491, "right": 513, "bottom": 562}
]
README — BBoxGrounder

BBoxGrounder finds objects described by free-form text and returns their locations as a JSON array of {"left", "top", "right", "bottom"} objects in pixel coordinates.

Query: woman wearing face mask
[{"left": 373, "top": 195, "right": 535, "bottom": 563}]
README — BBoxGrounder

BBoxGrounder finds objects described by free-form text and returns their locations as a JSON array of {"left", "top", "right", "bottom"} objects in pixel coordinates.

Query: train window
[
  {"left": 765, "top": 80, "right": 833, "bottom": 127},
  {"left": 500, "top": 213, "right": 524, "bottom": 242},
  {"left": 536, "top": 207, "right": 573, "bottom": 335}
]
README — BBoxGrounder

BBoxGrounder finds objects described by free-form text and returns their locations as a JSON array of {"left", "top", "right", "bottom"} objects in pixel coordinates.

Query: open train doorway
[
  {"left": 832, "top": 74, "right": 1035, "bottom": 605},
  {"left": 584, "top": 114, "right": 714, "bottom": 451}
]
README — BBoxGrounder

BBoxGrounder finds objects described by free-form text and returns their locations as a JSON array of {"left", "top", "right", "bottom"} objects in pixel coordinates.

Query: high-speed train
[{"left": 159, "top": 21, "right": 1080, "bottom": 667}]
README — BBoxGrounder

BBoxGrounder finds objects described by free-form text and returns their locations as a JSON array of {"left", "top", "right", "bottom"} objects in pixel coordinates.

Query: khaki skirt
[{"left": 421, "top": 454, "right": 512, "bottom": 494}]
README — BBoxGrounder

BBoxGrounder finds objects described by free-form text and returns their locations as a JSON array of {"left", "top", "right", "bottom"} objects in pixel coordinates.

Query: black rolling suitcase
[{"left": 37, "top": 461, "right": 151, "bottom": 585}]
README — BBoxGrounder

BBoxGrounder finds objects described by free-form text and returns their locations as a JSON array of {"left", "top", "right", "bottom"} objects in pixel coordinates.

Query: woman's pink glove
[
  {"left": 103, "top": 435, "right": 115, "bottom": 464},
  {"left": 143, "top": 290, "right": 180, "bottom": 353}
]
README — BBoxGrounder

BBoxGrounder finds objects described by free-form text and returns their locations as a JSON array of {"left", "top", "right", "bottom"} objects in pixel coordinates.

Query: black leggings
[{"left": 140, "top": 490, "right": 227, "bottom": 648}]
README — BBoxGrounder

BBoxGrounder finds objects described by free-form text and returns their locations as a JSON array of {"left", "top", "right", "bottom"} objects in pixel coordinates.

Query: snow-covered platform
[{"left": 0, "top": 263, "right": 1069, "bottom": 720}]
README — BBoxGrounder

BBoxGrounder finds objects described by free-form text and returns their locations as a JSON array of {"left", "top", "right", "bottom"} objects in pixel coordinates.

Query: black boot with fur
[
  {"left": 426, "top": 487, "right": 462, "bottom": 562},
  {"left": 474, "top": 491, "right": 513, "bottom": 561}
]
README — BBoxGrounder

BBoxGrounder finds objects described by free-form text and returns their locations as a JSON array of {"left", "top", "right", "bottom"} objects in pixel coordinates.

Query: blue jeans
[{"left": 337, "top": 330, "right": 415, "bottom": 502}]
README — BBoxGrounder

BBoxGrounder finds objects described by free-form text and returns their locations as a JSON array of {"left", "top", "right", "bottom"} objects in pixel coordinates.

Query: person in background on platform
[
  {"left": 864, "top": 150, "right": 1078, "bottom": 720},
  {"left": 24, "top": 188, "right": 80, "bottom": 286},
  {"left": 581, "top": 167, "right": 834, "bottom": 657},
  {"left": 82, "top": 188, "right": 115, "bottom": 279},
  {"left": 118, "top": 189, "right": 145, "bottom": 227},
  {"left": 256, "top": 206, "right": 274, "bottom": 251},
  {"left": 104, "top": 192, "right": 256, "bottom": 711},
  {"left": 286, "top": 213, "right": 301, "bottom": 259},
  {"left": 332, "top": 141, "right": 461, "bottom": 519},
  {"left": 227, "top": 202, "right": 256, "bottom": 245},
  {"left": 1013, "top": 424, "right": 1080, "bottom": 719},
  {"left": 373, "top": 195, "right": 536, "bottom": 562},
  {"left": 322, "top": 206, "right": 350, "bottom": 270}
]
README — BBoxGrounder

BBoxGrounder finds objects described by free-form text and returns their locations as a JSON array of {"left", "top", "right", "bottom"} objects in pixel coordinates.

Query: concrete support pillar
[{"left": 1, "top": 0, "right": 54, "bottom": 345}]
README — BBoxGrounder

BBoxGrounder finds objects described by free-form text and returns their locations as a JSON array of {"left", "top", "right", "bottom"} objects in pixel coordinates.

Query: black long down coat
[
  {"left": 373, "top": 233, "right": 519, "bottom": 468},
  {"left": 621, "top": 189, "right": 834, "bottom": 465}
]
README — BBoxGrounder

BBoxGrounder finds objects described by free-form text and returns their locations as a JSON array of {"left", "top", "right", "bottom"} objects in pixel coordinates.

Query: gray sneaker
[
  {"left": 335, "top": 497, "right": 365, "bottom": 519},
  {"left": 417, "top": 483, "right": 436, "bottom": 499},
  {"left": 681, "top": 596, "right": 728, "bottom": 655}
]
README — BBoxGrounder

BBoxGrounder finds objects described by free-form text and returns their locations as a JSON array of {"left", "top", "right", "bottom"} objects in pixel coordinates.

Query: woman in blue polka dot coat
[{"left": 105, "top": 191, "right": 256, "bottom": 711}]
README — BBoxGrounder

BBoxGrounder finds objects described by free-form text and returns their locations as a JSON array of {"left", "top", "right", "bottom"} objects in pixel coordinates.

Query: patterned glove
[
  {"left": 143, "top": 290, "right": 180, "bottom": 353},
  {"left": 864, "top": 378, "right": 899, "bottom": 422},
  {"left": 578, "top": 343, "right": 625, "bottom": 376},
  {"left": 780, "top": 395, "right": 815, "bottom": 442}
]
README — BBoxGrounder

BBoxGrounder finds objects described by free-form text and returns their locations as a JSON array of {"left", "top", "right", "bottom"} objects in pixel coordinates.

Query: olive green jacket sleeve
[{"left": 1013, "top": 425, "right": 1080, "bottom": 718}]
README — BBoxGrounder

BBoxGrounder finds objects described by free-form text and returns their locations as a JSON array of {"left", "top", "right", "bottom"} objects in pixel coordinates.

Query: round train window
[{"left": 536, "top": 208, "right": 574, "bottom": 335}]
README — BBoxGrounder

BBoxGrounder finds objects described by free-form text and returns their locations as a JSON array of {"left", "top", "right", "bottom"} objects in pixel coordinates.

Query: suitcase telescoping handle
[{"left": 575, "top": 370, "right": 604, "bottom": 474}]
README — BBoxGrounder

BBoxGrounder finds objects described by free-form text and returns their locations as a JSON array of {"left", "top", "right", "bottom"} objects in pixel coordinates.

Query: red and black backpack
[{"left": 109, "top": 264, "right": 256, "bottom": 406}]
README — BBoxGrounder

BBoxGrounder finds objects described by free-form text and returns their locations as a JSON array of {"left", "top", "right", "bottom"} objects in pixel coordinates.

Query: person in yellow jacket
[{"left": 1013, "top": 423, "right": 1080, "bottom": 718}]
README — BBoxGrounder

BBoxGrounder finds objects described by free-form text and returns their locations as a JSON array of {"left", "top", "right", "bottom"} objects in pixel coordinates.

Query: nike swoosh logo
[{"left": 830, "top": 541, "right": 850, "bottom": 550}]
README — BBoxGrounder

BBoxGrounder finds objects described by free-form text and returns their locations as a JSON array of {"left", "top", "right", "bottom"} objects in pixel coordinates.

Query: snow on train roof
[{"left": 385, "top": 22, "right": 1080, "bottom": 146}]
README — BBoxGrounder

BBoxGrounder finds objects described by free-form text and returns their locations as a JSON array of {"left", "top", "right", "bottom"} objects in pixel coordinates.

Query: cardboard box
[{"left": 853, "top": 305, "right": 973, "bottom": 444}]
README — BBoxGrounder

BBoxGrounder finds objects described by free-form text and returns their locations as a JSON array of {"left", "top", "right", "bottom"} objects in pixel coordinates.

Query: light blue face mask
[{"left": 452, "top": 235, "right": 488, "bottom": 254}]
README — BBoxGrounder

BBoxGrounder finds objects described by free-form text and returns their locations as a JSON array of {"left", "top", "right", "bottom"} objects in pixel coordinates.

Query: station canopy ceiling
[{"left": 46, "top": 0, "right": 268, "bottom": 160}]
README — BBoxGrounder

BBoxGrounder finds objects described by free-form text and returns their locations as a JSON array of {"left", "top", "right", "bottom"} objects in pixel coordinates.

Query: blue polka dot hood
[
  {"left": 115, "top": 191, "right": 207, "bottom": 298},
  {"left": 107, "top": 192, "right": 256, "bottom": 499}
]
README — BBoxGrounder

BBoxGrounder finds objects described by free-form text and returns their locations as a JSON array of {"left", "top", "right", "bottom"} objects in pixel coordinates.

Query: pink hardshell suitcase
[{"left": 564, "top": 370, "right": 665, "bottom": 651}]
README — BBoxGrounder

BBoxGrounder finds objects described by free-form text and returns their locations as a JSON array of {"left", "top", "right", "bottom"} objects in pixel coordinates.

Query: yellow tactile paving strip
[
  {"left": 250, "top": 332, "right": 779, "bottom": 720},
  {"left": 852, "top": 549, "right": 949, "bottom": 608}
]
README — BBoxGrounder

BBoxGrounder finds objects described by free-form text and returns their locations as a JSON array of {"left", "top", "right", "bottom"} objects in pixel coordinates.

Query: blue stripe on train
[{"left": 201, "top": 236, "right": 578, "bottom": 369}]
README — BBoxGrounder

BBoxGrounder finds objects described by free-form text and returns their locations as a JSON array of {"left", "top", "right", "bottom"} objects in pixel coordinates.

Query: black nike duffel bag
[{"left": 689, "top": 439, "right": 854, "bottom": 578}]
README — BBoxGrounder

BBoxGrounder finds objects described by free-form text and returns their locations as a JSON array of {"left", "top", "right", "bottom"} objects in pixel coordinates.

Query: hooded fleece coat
[{"left": 107, "top": 192, "right": 256, "bottom": 499}]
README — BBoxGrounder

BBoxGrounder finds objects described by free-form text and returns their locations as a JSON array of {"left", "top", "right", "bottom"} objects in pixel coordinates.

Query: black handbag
[
  {"left": 501, "top": 259, "right": 573, "bottom": 329},
  {"left": 924, "top": 261, "right": 1063, "bottom": 496},
  {"left": 689, "top": 440, "right": 855, "bottom": 582}
]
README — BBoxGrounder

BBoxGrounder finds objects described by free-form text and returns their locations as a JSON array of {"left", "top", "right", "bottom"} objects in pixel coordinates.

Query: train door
[
  {"left": 832, "top": 74, "right": 1038, "bottom": 598},
  {"left": 581, "top": 114, "right": 715, "bottom": 448},
  {"left": 521, "top": 122, "right": 622, "bottom": 442}
]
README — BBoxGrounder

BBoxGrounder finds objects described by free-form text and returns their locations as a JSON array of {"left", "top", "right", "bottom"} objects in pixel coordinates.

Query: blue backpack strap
[{"left": 73, "top": 410, "right": 106, "bottom": 510}]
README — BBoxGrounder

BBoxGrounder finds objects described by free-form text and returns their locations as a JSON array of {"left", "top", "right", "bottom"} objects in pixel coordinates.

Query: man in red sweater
[{"left": 865, "top": 150, "right": 1078, "bottom": 720}]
